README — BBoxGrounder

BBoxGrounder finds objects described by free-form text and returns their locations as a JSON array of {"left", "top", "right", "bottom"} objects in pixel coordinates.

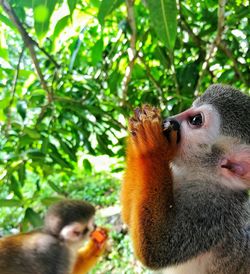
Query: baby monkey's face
[{"left": 60, "top": 217, "right": 96, "bottom": 244}]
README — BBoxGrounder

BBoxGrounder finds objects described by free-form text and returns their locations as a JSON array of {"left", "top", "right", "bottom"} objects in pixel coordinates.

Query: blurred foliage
[{"left": 0, "top": 0, "right": 249, "bottom": 272}]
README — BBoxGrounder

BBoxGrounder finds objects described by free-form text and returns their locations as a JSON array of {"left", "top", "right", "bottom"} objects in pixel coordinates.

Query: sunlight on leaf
[{"left": 34, "top": 5, "right": 49, "bottom": 23}]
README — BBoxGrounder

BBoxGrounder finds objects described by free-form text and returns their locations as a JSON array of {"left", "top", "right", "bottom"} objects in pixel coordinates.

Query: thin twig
[
  {"left": 5, "top": 45, "right": 25, "bottom": 134},
  {"left": 138, "top": 55, "right": 164, "bottom": 96},
  {"left": 121, "top": 0, "right": 137, "bottom": 105},
  {"left": 8, "top": 46, "right": 25, "bottom": 109},
  {"left": 0, "top": 0, "right": 53, "bottom": 102},
  {"left": 195, "top": 0, "right": 227, "bottom": 95},
  {"left": 218, "top": 42, "right": 249, "bottom": 87},
  {"left": 33, "top": 41, "right": 60, "bottom": 68},
  {"left": 169, "top": 52, "right": 180, "bottom": 97},
  {"left": 178, "top": 0, "right": 204, "bottom": 49}
]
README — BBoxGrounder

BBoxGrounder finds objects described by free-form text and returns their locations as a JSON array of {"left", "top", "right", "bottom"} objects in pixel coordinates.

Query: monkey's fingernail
[
  {"left": 134, "top": 108, "right": 141, "bottom": 118},
  {"left": 163, "top": 121, "right": 171, "bottom": 130}
]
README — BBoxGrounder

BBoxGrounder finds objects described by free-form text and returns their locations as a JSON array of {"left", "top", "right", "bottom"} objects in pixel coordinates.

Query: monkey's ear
[{"left": 221, "top": 148, "right": 250, "bottom": 188}]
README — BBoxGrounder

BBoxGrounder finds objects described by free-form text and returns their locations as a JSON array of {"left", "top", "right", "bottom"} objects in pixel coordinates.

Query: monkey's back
[{"left": 0, "top": 232, "right": 70, "bottom": 274}]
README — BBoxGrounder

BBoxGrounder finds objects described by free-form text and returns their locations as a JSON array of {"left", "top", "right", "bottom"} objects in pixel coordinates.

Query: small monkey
[
  {"left": 0, "top": 199, "right": 108, "bottom": 274},
  {"left": 121, "top": 84, "right": 250, "bottom": 274}
]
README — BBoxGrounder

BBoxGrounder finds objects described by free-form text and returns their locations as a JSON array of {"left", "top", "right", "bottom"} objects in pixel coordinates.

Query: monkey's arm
[
  {"left": 121, "top": 106, "right": 249, "bottom": 269},
  {"left": 121, "top": 106, "right": 178, "bottom": 268},
  {"left": 72, "top": 228, "right": 108, "bottom": 274}
]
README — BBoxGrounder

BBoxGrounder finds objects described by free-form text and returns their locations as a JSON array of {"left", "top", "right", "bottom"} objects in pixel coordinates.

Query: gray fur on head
[
  {"left": 44, "top": 199, "right": 95, "bottom": 236},
  {"left": 195, "top": 84, "right": 250, "bottom": 143}
]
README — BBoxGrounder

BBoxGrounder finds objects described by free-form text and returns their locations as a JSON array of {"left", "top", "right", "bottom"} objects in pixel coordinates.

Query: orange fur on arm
[
  {"left": 121, "top": 106, "right": 178, "bottom": 268},
  {"left": 72, "top": 228, "right": 108, "bottom": 274}
]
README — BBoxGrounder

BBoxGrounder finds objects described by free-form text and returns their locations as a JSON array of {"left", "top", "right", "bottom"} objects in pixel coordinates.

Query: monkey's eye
[
  {"left": 73, "top": 230, "right": 81, "bottom": 237},
  {"left": 82, "top": 227, "right": 89, "bottom": 235},
  {"left": 188, "top": 113, "right": 203, "bottom": 128}
]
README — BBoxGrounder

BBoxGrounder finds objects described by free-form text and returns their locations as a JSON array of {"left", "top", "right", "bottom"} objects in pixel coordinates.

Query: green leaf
[
  {"left": 0, "top": 48, "right": 8, "bottom": 61},
  {"left": 41, "top": 136, "right": 49, "bottom": 154},
  {"left": 91, "top": 38, "right": 103, "bottom": 65},
  {"left": 18, "top": 163, "right": 26, "bottom": 186},
  {"left": 97, "top": 0, "right": 124, "bottom": 26},
  {"left": 0, "top": 14, "right": 17, "bottom": 32},
  {"left": 52, "top": 15, "right": 71, "bottom": 41},
  {"left": 13, "top": 6, "right": 26, "bottom": 22},
  {"left": 83, "top": 159, "right": 92, "bottom": 173},
  {"left": 33, "top": 0, "right": 57, "bottom": 40},
  {"left": 10, "top": 175, "right": 23, "bottom": 199},
  {"left": 177, "top": 62, "right": 199, "bottom": 94},
  {"left": 49, "top": 143, "right": 73, "bottom": 169},
  {"left": 25, "top": 208, "right": 43, "bottom": 227},
  {"left": 96, "top": 134, "right": 114, "bottom": 156},
  {"left": 145, "top": 0, "right": 177, "bottom": 50},
  {"left": 0, "top": 199, "right": 22, "bottom": 207},
  {"left": 154, "top": 46, "right": 170, "bottom": 68},
  {"left": 132, "top": 63, "right": 146, "bottom": 79},
  {"left": 23, "top": 127, "right": 41, "bottom": 139},
  {"left": 47, "top": 180, "right": 64, "bottom": 194},
  {"left": 59, "top": 139, "right": 77, "bottom": 162},
  {"left": 17, "top": 100, "right": 27, "bottom": 120},
  {"left": 67, "top": 0, "right": 77, "bottom": 16},
  {"left": 27, "top": 149, "right": 46, "bottom": 160}
]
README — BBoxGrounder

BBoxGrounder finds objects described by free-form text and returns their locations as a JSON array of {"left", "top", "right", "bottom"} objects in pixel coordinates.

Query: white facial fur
[
  {"left": 171, "top": 103, "right": 221, "bottom": 163},
  {"left": 170, "top": 102, "right": 250, "bottom": 190},
  {"left": 60, "top": 217, "right": 95, "bottom": 244}
]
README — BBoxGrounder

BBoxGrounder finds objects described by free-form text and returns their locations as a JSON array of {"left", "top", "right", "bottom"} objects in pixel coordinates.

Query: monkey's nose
[
  {"left": 163, "top": 119, "right": 181, "bottom": 143},
  {"left": 163, "top": 119, "right": 180, "bottom": 131}
]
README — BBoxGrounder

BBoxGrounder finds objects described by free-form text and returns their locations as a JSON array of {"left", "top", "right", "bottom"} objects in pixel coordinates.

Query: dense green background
[{"left": 0, "top": 0, "right": 249, "bottom": 272}]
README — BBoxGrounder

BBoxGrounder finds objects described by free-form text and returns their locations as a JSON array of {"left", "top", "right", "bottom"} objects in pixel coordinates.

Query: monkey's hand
[
  {"left": 72, "top": 228, "right": 108, "bottom": 274},
  {"left": 128, "top": 105, "right": 178, "bottom": 158},
  {"left": 90, "top": 227, "right": 108, "bottom": 249},
  {"left": 121, "top": 105, "right": 179, "bottom": 269}
]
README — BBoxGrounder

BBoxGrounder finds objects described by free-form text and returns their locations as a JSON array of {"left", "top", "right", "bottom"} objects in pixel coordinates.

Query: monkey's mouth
[{"left": 162, "top": 120, "right": 181, "bottom": 143}]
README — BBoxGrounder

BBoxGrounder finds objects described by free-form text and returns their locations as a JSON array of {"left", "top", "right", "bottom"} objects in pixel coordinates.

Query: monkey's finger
[
  {"left": 128, "top": 117, "right": 140, "bottom": 132},
  {"left": 142, "top": 105, "right": 160, "bottom": 120},
  {"left": 143, "top": 117, "right": 162, "bottom": 141},
  {"left": 134, "top": 107, "right": 142, "bottom": 120}
]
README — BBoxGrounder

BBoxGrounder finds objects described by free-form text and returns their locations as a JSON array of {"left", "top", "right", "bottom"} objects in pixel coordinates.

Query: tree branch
[
  {"left": 121, "top": 0, "right": 137, "bottom": 105},
  {"left": 33, "top": 40, "right": 60, "bottom": 69},
  {"left": 138, "top": 55, "right": 164, "bottom": 96},
  {"left": 195, "top": 0, "right": 227, "bottom": 95},
  {"left": 0, "top": 0, "right": 53, "bottom": 102},
  {"left": 178, "top": 0, "right": 205, "bottom": 49}
]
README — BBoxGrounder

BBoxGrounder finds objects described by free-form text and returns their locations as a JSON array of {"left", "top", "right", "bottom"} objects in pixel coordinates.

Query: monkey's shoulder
[{"left": 0, "top": 231, "right": 66, "bottom": 253}]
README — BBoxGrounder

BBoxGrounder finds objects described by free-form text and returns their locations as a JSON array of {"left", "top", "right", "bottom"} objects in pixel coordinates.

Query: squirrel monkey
[
  {"left": 0, "top": 199, "right": 108, "bottom": 274},
  {"left": 121, "top": 85, "right": 250, "bottom": 274}
]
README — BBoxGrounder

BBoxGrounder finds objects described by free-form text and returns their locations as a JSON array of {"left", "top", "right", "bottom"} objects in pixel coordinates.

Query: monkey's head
[
  {"left": 165, "top": 84, "right": 250, "bottom": 189},
  {"left": 44, "top": 199, "right": 96, "bottom": 245}
]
